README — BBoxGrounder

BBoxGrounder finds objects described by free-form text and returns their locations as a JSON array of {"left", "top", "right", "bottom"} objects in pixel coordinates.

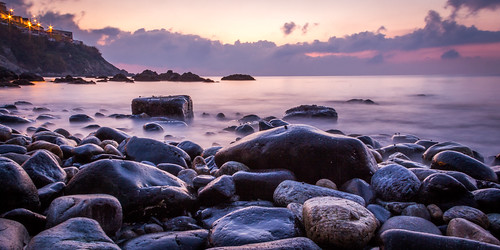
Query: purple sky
[{"left": 5, "top": 0, "right": 500, "bottom": 75}]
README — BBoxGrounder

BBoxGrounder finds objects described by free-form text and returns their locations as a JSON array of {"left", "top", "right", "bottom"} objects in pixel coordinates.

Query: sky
[{"left": 5, "top": 0, "right": 500, "bottom": 75}]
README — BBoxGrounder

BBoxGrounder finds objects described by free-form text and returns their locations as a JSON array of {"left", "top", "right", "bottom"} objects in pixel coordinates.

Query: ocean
[{"left": 1, "top": 75, "right": 499, "bottom": 157}]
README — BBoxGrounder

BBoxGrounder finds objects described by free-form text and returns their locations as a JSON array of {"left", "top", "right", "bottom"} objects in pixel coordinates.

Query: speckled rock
[
  {"left": 447, "top": 218, "right": 500, "bottom": 245},
  {"left": 431, "top": 150, "right": 497, "bottom": 182},
  {"left": 198, "top": 175, "right": 235, "bottom": 206},
  {"left": 233, "top": 169, "right": 296, "bottom": 201},
  {"left": 0, "top": 218, "right": 30, "bottom": 250},
  {"left": 22, "top": 149, "right": 67, "bottom": 188},
  {"left": 443, "top": 205, "right": 490, "bottom": 229},
  {"left": 118, "top": 136, "right": 190, "bottom": 167},
  {"left": 371, "top": 164, "right": 421, "bottom": 202},
  {"left": 122, "top": 229, "right": 209, "bottom": 250},
  {"left": 195, "top": 201, "right": 274, "bottom": 229}
]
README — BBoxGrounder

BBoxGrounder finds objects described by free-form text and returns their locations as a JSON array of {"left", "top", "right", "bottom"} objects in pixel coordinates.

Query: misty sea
[{"left": 1, "top": 75, "right": 499, "bottom": 157}]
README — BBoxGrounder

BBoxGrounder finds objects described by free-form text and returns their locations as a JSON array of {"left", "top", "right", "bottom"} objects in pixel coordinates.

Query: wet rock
[
  {"left": 198, "top": 175, "right": 235, "bottom": 206},
  {"left": 0, "top": 114, "right": 32, "bottom": 124},
  {"left": 235, "top": 124, "right": 254, "bottom": 136},
  {"left": 38, "top": 181, "right": 66, "bottom": 210},
  {"left": 0, "top": 144, "right": 27, "bottom": 154},
  {"left": 1, "top": 208, "right": 46, "bottom": 236},
  {"left": 215, "top": 124, "right": 377, "bottom": 186},
  {"left": 196, "top": 201, "right": 274, "bottom": 229},
  {"left": 94, "top": 127, "right": 130, "bottom": 143},
  {"left": 193, "top": 175, "right": 216, "bottom": 189},
  {"left": 380, "top": 228, "right": 500, "bottom": 250},
  {"left": 357, "top": 135, "right": 382, "bottom": 149},
  {"left": 377, "top": 216, "right": 442, "bottom": 240},
  {"left": 419, "top": 173, "right": 477, "bottom": 211},
  {"left": 259, "top": 120, "right": 274, "bottom": 131},
  {"left": 283, "top": 104, "right": 338, "bottom": 122},
  {"left": 473, "top": 188, "right": 500, "bottom": 213},
  {"left": 157, "top": 163, "right": 185, "bottom": 176},
  {"left": 416, "top": 139, "right": 439, "bottom": 149},
  {"left": 80, "top": 135, "right": 102, "bottom": 146},
  {"left": 122, "top": 229, "right": 209, "bottom": 250},
  {"left": 423, "top": 141, "right": 475, "bottom": 162},
  {"left": 0, "top": 218, "right": 30, "bottom": 250},
  {"left": 72, "top": 144, "right": 105, "bottom": 163},
  {"left": 447, "top": 218, "right": 500, "bottom": 245},
  {"left": 443, "top": 205, "right": 490, "bottom": 229},
  {"left": 427, "top": 204, "right": 444, "bottom": 221},
  {"left": 215, "top": 161, "right": 250, "bottom": 177},
  {"left": 65, "top": 159, "right": 195, "bottom": 220},
  {"left": 377, "top": 143, "right": 426, "bottom": 162},
  {"left": 192, "top": 156, "right": 210, "bottom": 175},
  {"left": 402, "top": 204, "right": 432, "bottom": 221},
  {"left": 177, "top": 169, "right": 197, "bottom": 187},
  {"left": 22, "top": 149, "right": 66, "bottom": 188},
  {"left": 142, "top": 122, "right": 163, "bottom": 132},
  {"left": 69, "top": 114, "right": 94, "bottom": 123},
  {"left": 163, "top": 216, "right": 202, "bottom": 231},
  {"left": 109, "top": 73, "right": 134, "bottom": 82},
  {"left": 32, "top": 131, "right": 76, "bottom": 147},
  {"left": 489, "top": 213, "right": 500, "bottom": 239},
  {"left": 0, "top": 124, "right": 12, "bottom": 141},
  {"left": 0, "top": 152, "right": 30, "bottom": 165},
  {"left": 340, "top": 178, "right": 375, "bottom": 204},
  {"left": 5, "top": 136, "right": 31, "bottom": 147},
  {"left": 177, "top": 140, "right": 203, "bottom": 160},
  {"left": 303, "top": 196, "right": 378, "bottom": 249},
  {"left": 316, "top": 178, "right": 337, "bottom": 190},
  {"left": 446, "top": 171, "right": 478, "bottom": 191},
  {"left": 233, "top": 169, "right": 296, "bottom": 201},
  {"left": 131, "top": 95, "right": 193, "bottom": 121},
  {"left": 392, "top": 134, "right": 420, "bottom": 144},
  {"left": 209, "top": 206, "right": 299, "bottom": 247},
  {"left": 119, "top": 136, "right": 190, "bottom": 167},
  {"left": 371, "top": 164, "right": 421, "bottom": 202},
  {"left": 410, "top": 168, "right": 438, "bottom": 181},
  {"left": 221, "top": 74, "right": 255, "bottom": 80},
  {"left": 367, "top": 204, "right": 392, "bottom": 224},
  {"left": 104, "top": 144, "right": 123, "bottom": 157},
  {"left": 273, "top": 180, "right": 365, "bottom": 207},
  {"left": 239, "top": 114, "right": 261, "bottom": 124},
  {"left": 27, "top": 141, "right": 63, "bottom": 159},
  {"left": 431, "top": 150, "right": 498, "bottom": 182},
  {"left": 46, "top": 194, "right": 122, "bottom": 236},
  {"left": 26, "top": 217, "right": 120, "bottom": 250},
  {"left": 208, "top": 237, "right": 321, "bottom": 250}
]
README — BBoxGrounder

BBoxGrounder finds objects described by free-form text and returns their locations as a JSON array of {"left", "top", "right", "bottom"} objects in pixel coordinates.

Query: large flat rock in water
[
  {"left": 131, "top": 95, "right": 193, "bottom": 121},
  {"left": 215, "top": 124, "right": 378, "bottom": 186}
]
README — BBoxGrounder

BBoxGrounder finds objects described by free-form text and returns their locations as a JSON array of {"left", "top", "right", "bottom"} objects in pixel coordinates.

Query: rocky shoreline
[{"left": 0, "top": 98, "right": 500, "bottom": 249}]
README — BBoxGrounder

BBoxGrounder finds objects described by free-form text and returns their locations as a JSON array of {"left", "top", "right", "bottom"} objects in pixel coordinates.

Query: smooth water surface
[{"left": 1, "top": 75, "right": 499, "bottom": 156}]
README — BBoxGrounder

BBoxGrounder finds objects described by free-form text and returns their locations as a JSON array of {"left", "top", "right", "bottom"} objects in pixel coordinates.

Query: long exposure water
[{"left": 1, "top": 75, "right": 499, "bottom": 157}]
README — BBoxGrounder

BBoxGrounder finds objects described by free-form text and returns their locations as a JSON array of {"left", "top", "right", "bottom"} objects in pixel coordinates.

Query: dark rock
[
  {"left": 427, "top": 204, "right": 444, "bottom": 221},
  {"left": 447, "top": 218, "right": 500, "bottom": 245},
  {"left": 446, "top": 171, "right": 478, "bottom": 191},
  {"left": 346, "top": 98, "right": 378, "bottom": 105},
  {"left": 287, "top": 202, "right": 303, "bottom": 225},
  {"left": 163, "top": 216, "right": 202, "bottom": 231},
  {"left": 0, "top": 81, "right": 21, "bottom": 87},
  {"left": 419, "top": 173, "right": 477, "bottom": 211},
  {"left": 132, "top": 70, "right": 160, "bottom": 81},
  {"left": 0, "top": 218, "right": 30, "bottom": 250},
  {"left": 14, "top": 101, "right": 32, "bottom": 106},
  {"left": 215, "top": 124, "right": 377, "bottom": 186},
  {"left": 69, "top": 114, "right": 94, "bottom": 123},
  {"left": 0, "top": 144, "right": 27, "bottom": 154},
  {"left": 26, "top": 217, "right": 119, "bottom": 250},
  {"left": 5, "top": 136, "right": 31, "bottom": 147},
  {"left": 402, "top": 204, "right": 432, "bottom": 221},
  {"left": 269, "top": 119, "right": 289, "bottom": 127},
  {"left": 208, "top": 237, "right": 321, "bottom": 250},
  {"left": 157, "top": 163, "right": 185, "bottom": 176},
  {"left": 177, "top": 169, "right": 197, "bottom": 187},
  {"left": 209, "top": 206, "right": 299, "bottom": 247},
  {"left": 12, "top": 79, "right": 35, "bottom": 85},
  {"left": 423, "top": 141, "right": 476, "bottom": 162},
  {"left": 233, "top": 169, "right": 296, "bottom": 201},
  {"left": 33, "top": 107, "right": 51, "bottom": 112},
  {"left": 235, "top": 124, "right": 255, "bottom": 136},
  {"left": 53, "top": 75, "right": 95, "bottom": 84},
  {"left": 22, "top": 150, "right": 66, "bottom": 188},
  {"left": 0, "top": 152, "right": 30, "bottom": 165},
  {"left": 131, "top": 95, "right": 193, "bottom": 121},
  {"left": 170, "top": 71, "right": 213, "bottom": 82},
  {"left": 416, "top": 139, "right": 439, "bottom": 149},
  {"left": 198, "top": 175, "right": 235, "bottom": 206},
  {"left": 316, "top": 178, "right": 338, "bottom": 190},
  {"left": 0, "top": 66, "right": 18, "bottom": 81},
  {"left": 19, "top": 72, "right": 44, "bottom": 81},
  {"left": 122, "top": 229, "right": 208, "bottom": 250},
  {"left": 273, "top": 180, "right": 365, "bottom": 206},
  {"left": 410, "top": 168, "right": 438, "bottom": 181},
  {"left": 46, "top": 194, "right": 122, "bottom": 236},
  {"left": 357, "top": 135, "right": 382, "bottom": 149},
  {"left": 27, "top": 141, "right": 63, "bottom": 159},
  {"left": 177, "top": 140, "right": 203, "bottom": 160},
  {"left": 341, "top": 178, "right": 376, "bottom": 204},
  {"left": 473, "top": 188, "right": 500, "bottom": 213},
  {"left": 94, "top": 127, "right": 130, "bottom": 143},
  {"left": 216, "top": 112, "right": 226, "bottom": 120},
  {"left": 377, "top": 143, "right": 426, "bottom": 162},
  {"left": 72, "top": 143, "right": 106, "bottom": 162},
  {"left": 488, "top": 213, "right": 500, "bottom": 239},
  {"left": 380, "top": 228, "right": 500, "bottom": 250},
  {"left": 109, "top": 73, "right": 134, "bottom": 82},
  {"left": 371, "top": 164, "right": 421, "bottom": 202},
  {"left": 0, "top": 124, "right": 12, "bottom": 141},
  {"left": 392, "top": 134, "right": 420, "bottom": 144},
  {"left": 193, "top": 175, "right": 216, "bottom": 189},
  {"left": 283, "top": 104, "right": 338, "bottom": 122},
  {"left": 215, "top": 161, "right": 249, "bottom": 177},
  {"left": 431, "top": 150, "right": 497, "bottom": 182},
  {"left": 80, "top": 135, "right": 102, "bottom": 145},
  {"left": 258, "top": 120, "right": 274, "bottom": 131},
  {"left": 195, "top": 201, "right": 274, "bottom": 229},
  {"left": 1, "top": 208, "right": 45, "bottom": 236},
  {"left": 377, "top": 216, "right": 442, "bottom": 241},
  {"left": 221, "top": 74, "right": 255, "bottom": 81},
  {"left": 303, "top": 196, "right": 378, "bottom": 249},
  {"left": 0, "top": 114, "right": 32, "bottom": 124},
  {"left": 38, "top": 181, "right": 66, "bottom": 210},
  {"left": 367, "top": 204, "right": 392, "bottom": 224},
  {"left": 142, "top": 122, "right": 164, "bottom": 132},
  {"left": 119, "top": 136, "right": 190, "bottom": 167},
  {"left": 239, "top": 114, "right": 260, "bottom": 124},
  {"left": 65, "top": 159, "right": 195, "bottom": 220}
]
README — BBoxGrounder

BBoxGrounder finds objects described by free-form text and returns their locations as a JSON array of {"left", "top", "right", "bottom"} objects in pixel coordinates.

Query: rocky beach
[{"left": 1, "top": 90, "right": 500, "bottom": 249}]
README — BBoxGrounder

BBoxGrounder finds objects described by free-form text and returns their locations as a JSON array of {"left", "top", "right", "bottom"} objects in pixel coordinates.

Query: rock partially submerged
[
  {"left": 221, "top": 74, "right": 255, "bottom": 81},
  {"left": 283, "top": 105, "right": 338, "bottom": 122},
  {"left": 131, "top": 95, "right": 194, "bottom": 121},
  {"left": 53, "top": 75, "right": 95, "bottom": 84}
]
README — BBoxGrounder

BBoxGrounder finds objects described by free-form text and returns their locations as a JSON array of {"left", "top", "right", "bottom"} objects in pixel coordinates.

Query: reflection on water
[{"left": 1, "top": 75, "right": 499, "bottom": 157}]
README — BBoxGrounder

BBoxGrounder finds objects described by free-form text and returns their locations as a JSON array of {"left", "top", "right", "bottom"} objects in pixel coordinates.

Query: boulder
[
  {"left": 198, "top": 175, "right": 236, "bottom": 206},
  {"left": 221, "top": 74, "right": 256, "bottom": 81},
  {"left": 443, "top": 205, "right": 490, "bottom": 229},
  {"left": 419, "top": 173, "right": 477, "bottom": 211},
  {"left": 94, "top": 127, "right": 130, "bottom": 143},
  {"left": 46, "top": 194, "right": 122, "bottom": 236},
  {"left": 207, "top": 237, "right": 321, "bottom": 250},
  {"left": 273, "top": 180, "right": 365, "bottom": 206},
  {"left": 22, "top": 149, "right": 66, "bottom": 188},
  {"left": 447, "top": 218, "right": 500, "bottom": 245},
  {"left": 233, "top": 169, "right": 296, "bottom": 201},
  {"left": 423, "top": 141, "right": 475, "bottom": 162},
  {"left": 215, "top": 124, "right": 377, "bottom": 186},
  {"left": 0, "top": 114, "right": 32, "bottom": 124},
  {"left": 26, "top": 217, "right": 120, "bottom": 250},
  {"left": 371, "top": 164, "right": 421, "bottom": 202},
  {"left": 122, "top": 229, "right": 209, "bottom": 250},
  {"left": 473, "top": 188, "right": 500, "bottom": 213},
  {"left": 38, "top": 181, "right": 66, "bottom": 210},
  {"left": 0, "top": 157, "right": 40, "bottom": 213},
  {"left": 65, "top": 159, "right": 195, "bottom": 220},
  {"left": 69, "top": 114, "right": 94, "bottom": 123},
  {"left": 0, "top": 218, "right": 30, "bottom": 250},
  {"left": 209, "top": 206, "right": 299, "bottom": 247},
  {"left": 131, "top": 95, "right": 193, "bottom": 121},
  {"left": 283, "top": 105, "right": 338, "bottom": 122},
  {"left": 0, "top": 208, "right": 46, "bottom": 235},
  {"left": 377, "top": 143, "right": 426, "bottom": 162},
  {"left": 19, "top": 72, "right": 44, "bottom": 81},
  {"left": 109, "top": 73, "right": 133, "bottom": 82},
  {"left": 195, "top": 201, "right": 274, "bottom": 229},
  {"left": 119, "top": 136, "right": 190, "bottom": 167},
  {"left": 431, "top": 151, "right": 498, "bottom": 182},
  {"left": 303, "top": 196, "right": 378, "bottom": 249}
]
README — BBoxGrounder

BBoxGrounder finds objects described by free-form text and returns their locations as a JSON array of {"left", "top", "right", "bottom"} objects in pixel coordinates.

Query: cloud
[
  {"left": 446, "top": 0, "right": 500, "bottom": 17},
  {"left": 281, "top": 22, "right": 297, "bottom": 36},
  {"left": 441, "top": 49, "right": 461, "bottom": 59}
]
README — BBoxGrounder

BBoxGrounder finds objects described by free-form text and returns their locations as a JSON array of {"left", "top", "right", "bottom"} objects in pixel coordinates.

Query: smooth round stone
[
  {"left": 443, "top": 206, "right": 490, "bottom": 229},
  {"left": 389, "top": 157, "right": 429, "bottom": 169},
  {"left": 357, "top": 135, "right": 382, "bottom": 149},
  {"left": 488, "top": 213, "right": 500, "bottom": 238},
  {"left": 38, "top": 181, "right": 66, "bottom": 210},
  {"left": 472, "top": 188, "right": 500, "bottom": 213},
  {"left": 143, "top": 122, "right": 163, "bottom": 132},
  {"left": 447, "top": 218, "right": 500, "bottom": 245},
  {"left": 195, "top": 201, "right": 274, "bottom": 229},
  {"left": 144, "top": 223, "right": 163, "bottom": 234},
  {"left": 27, "top": 141, "right": 63, "bottom": 159},
  {"left": 0, "top": 124, "right": 12, "bottom": 141},
  {"left": 202, "top": 146, "right": 222, "bottom": 158},
  {"left": 303, "top": 196, "right": 378, "bottom": 249},
  {"left": 0, "top": 144, "right": 27, "bottom": 154},
  {"left": 233, "top": 169, "right": 296, "bottom": 201},
  {"left": 235, "top": 124, "right": 255, "bottom": 136},
  {"left": 273, "top": 180, "right": 365, "bottom": 207},
  {"left": 423, "top": 141, "right": 475, "bottom": 162},
  {"left": 94, "top": 127, "right": 130, "bottom": 144},
  {"left": 316, "top": 178, "right": 337, "bottom": 190},
  {"left": 377, "top": 215, "right": 442, "bottom": 240},
  {"left": 72, "top": 144, "right": 105, "bottom": 162},
  {"left": 215, "top": 161, "right": 250, "bottom": 177},
  {"left": 376, "top": 143, "right": 426, "bottom": 162},
  {"left": 122, "top": 229, "right": 208, "bottom": 250},
  {"left": 157, "top": 163, "right": 185, "bottom": 176},
  {"left": 177, "top": 169, "right": 197, "bottom": 187},
  {"left": 207, "top": 237, "right": 321, "bottom": 250},
  {"left": 409, "top": 168, "right": 438, "bottom": 181},
  {"left": 427, "top": 204, "right": 444, "bottom": 221},
  {"left": 0, "top": 152, "right": 29, "bottom": 165},
  {"left": 392, "top": 134, "right": 419, "bottom": 144},
  {"left": 209, "top": 206, "right": 299, "bottom": 247},
  {"left": 26, "top": 218, "right": 120, "bottom": 250},
  {"left": 100, "top": 140, "right": 119, "bottom": 148},
  {"left": 104, "top": 144, "right": 123, "bottom": 157},
  {"left": 36, "top": 114, "right": 58, "bottom": 120},
  {"left": 367, "top": 204, "right": 392, "bottom": 225},
  {"left": 118, "top": 136, "right": 190, "bottom": 167},
  {"left": 46, "top": 194, "right": 123, "bottom": 236},
  {"left": 22, "top": 149, "right": 66, "bottom": 188},
  {"left": 0, "top": 114, "right": 32, "bottom": 124},
  {"left": 193, "top": 175, "right": 216, "bottom": 189},
  {"left": 446, "top": 171, "right": 478, "bottom": 191},
  {"left": 0, "top": 218, "right": 30, "bottom": 250},
  {"left": 198, "top": 175, "right": 235, "bottom": 206},
  {"left": 431, "top": 150, "right": 498, "bottom": 182},
  {"left": 69, "top": 114, "right": 94, "bottom": 123},
  {"left": 177, "top": 140, "right": 203, "bottom": 161},
  {"left": 5, "top": 136, "right": 32, "bottom": 147},
  {"left": 192, "top": 156, "right": 210, "bottom": 175},
  {"left": 371, "top": 164, "right": 421, "bottom": 202},
  {"left": 418, "top": 173, "right": 476, "bottom": 211},
  {"left": 53, "top": 128, "right": 71, "bottom": 138},
  {"left": 287, "top": 202, "right": 303, "bottom": 225},
  {"left": 65, "top": 159, "right": 195, "bottom": 220},
  {"left": 163, "top": 216, "right": 202, "bottom": 231},
  {"left": 259, "top": 120, "right": 274, "bottom": 131},
  {"left": 80, "top": 136, "right": 102, "bottom": 146},
  {"left": 402, "top": 204, "right": 432, "bottom": 221},
  {"left": 341, "top": 178, "right": 375, "bottom": 204},
  {"left": 0, "top": 208, "right": 46, "bottom": 236}
]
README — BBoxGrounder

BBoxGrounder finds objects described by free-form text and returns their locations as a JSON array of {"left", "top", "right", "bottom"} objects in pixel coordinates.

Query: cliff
[{"left": 0, "top": 23, "right": 124, "bottom": 76}]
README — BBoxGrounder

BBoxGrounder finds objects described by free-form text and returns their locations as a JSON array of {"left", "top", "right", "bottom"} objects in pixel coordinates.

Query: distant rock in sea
[
  {"left": 133, "top": 70, "right": 161, "bottom": 81},
  {"left": 109, "top": 73, "right": 134, "bottom": 83},
  {"left": 134, "top": 69, "right": 213, "bottom": 82},
  {"left": 221, "top": 74, "right": 255, "bottom": 81},
  {"left": 53, "top": 75, "right": 95, "bottom": 84},
  {"left": 346, "top": 99, "right": 378, "bottom": 105}
]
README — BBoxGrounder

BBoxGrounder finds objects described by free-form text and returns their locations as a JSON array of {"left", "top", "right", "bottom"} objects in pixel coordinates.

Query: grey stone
[
  {"left": 207, "top": 237, "right": 321, "bottom": 250},
  {"left": 443, "top": 205, "right": 490, "bottom": 229},
  {"left": 22, "top": 149, "right": 66, "bottom": 188},
  {"left": 431, "top": 150, "right": 497, "bottom": 182},
  {"left": 371, "top": 164, "right": 421, "bottom": 202},
  {"left": 447, "top": 218, "right": 500, "bottom": 245},
  {"left": 0, "top": 157, "right": 40, "bottom": 213},
  {"left": 122, "top": 229, "right": 208, "bottom": 250},
  {"left": 131, "top": 95, "right": 193, "bottom": 121},
  {"left": 0, "top": 218, "right": 30, "bottom": 250}
]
